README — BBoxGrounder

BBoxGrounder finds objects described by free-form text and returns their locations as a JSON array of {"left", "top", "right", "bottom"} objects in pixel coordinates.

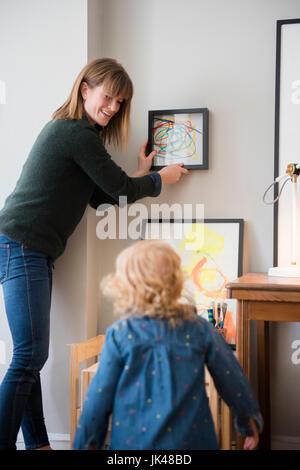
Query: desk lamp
[{"left": 263, "top": 163, "right": 300, "bottom": 277}]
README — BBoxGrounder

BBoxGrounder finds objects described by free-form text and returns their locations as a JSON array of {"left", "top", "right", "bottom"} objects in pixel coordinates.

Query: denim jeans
[{"left": 0, "top": 233, "right": 54, "bottom": 450}]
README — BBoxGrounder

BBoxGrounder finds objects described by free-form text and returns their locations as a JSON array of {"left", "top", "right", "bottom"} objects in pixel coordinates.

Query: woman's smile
[{"left": 100, "top": 109, "right": 113, "bottom": 119}]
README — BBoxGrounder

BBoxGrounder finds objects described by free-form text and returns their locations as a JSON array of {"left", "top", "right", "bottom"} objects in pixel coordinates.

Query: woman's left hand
[{"left": 131, "top": 140, "right": 157, "bottom": 177}]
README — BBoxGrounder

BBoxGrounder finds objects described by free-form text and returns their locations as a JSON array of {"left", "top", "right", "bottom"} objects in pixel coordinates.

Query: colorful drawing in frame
[
  {"left": 148, "top": 108, "right": 209, "bottom": 170},
  {"left": 141, "top": 219, "right": 244, "bottom": 344}
]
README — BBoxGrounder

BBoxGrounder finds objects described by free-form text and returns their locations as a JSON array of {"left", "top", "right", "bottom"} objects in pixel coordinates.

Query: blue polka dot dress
[{"left": 73, "top": 315, "right": 263, "bottom": 450}]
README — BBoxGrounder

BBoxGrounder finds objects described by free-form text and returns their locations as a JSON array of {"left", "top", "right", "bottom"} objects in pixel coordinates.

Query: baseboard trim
[
  {"left": 272, "top": 435, "right": 300, "bottom": 450},
  {"left": 16, "top": 433, "right": 300, "bottom": 449},
  {"left": 17, "top": 432, "right": 70, "bottom": 443}
]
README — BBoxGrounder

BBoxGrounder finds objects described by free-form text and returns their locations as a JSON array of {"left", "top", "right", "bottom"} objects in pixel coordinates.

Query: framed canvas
[
  {"left": 147, "top": 108, "right": 209, "bottom": 170},
  {"left": 273, "top": 19, "right": 300, "bottom": 267},
  {"left": 141, "top": 219, "right": 244, "bottom": 344}
]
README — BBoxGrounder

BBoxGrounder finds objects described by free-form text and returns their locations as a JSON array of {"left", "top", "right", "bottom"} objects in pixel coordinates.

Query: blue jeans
[{"left": 0, "top": 233, "right": 54, "bottom": 450}]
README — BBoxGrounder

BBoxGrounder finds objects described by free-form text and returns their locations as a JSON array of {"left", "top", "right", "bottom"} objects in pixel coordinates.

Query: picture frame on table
[
  {"left": 147, "top": 108, "right": 209, "bottom": 170},
  {"left": 273, "top": 19, "right": 300, "bottom": 267},
  {"left": 141, "top": 218, "right": 244, "bottom": 346}
]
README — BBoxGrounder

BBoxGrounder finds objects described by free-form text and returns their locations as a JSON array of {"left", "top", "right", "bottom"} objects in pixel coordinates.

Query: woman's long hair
[{"left": 52, "top": 58, "right": 133, "bottom": 149}]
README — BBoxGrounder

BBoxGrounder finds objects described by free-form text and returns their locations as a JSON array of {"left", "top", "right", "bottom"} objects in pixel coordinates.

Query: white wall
[
  {"left": 97, "top": 0, "right": 279, "bottom": 331},
  {"left": 0, "top": 0, "right": 97, "bottom": 439},
  {"left": 93, "top": 0, "right": 300, "bottom": 447},
  {"left": 86, "top": 0, "right": 104, "bottom": 340}
]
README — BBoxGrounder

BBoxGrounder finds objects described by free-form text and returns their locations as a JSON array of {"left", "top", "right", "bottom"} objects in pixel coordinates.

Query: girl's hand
[
  {"left": 158, "top": 163, "right": 189, "bottom": 184},
  {"left": 243, "top": 418, "right": 259, "bottom": 450},
  {"left": 131, "top": 140, "right": 157, "bottom": 177}
]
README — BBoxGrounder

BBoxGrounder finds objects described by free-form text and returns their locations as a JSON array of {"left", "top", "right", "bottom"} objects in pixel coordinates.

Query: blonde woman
[
  {"left": 0, "top": 58, "right": 188, "bottom": 450},
  {"left": 73, "top": 240, "right": 263, "bottom": 451}
]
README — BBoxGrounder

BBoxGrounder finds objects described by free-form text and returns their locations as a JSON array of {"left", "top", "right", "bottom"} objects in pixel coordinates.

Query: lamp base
[{"left": 268, "top": 265, "right": 300, "bottom": 277}]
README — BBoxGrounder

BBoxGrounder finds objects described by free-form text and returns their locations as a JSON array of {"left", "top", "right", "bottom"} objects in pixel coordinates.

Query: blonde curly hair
[{"left": 101, "top": 240, "right": 196, "bottom": 327}]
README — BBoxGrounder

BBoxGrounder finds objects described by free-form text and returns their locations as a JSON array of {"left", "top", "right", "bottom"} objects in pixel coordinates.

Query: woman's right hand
[{"left": 158, "top": 163, "right": 189, "bottom": 184}]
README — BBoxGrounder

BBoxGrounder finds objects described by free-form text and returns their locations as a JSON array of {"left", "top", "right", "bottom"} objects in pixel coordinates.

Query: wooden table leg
[
  {"left": 236, "top": 300, "right": 250, "bottom": 449},
  {"left": 209, "top": 375, "right": 220, "bottom": 442},
  {"left": 257, "top": 320, "right": 271, "bottom": 449},
  {"left": 221, "top": 401, "right": 231, "bottom": 450}
]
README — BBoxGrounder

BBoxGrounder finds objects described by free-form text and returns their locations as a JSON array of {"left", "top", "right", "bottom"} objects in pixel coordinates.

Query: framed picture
[
  {"left": 147, "top": 108, "right": 209, "bottom": 170},
  {"left": 273, "top": 19, "right": 300, "bottom": 267},
  {"left": 141, "top": 219, "right": 244, "bottom": 344}
]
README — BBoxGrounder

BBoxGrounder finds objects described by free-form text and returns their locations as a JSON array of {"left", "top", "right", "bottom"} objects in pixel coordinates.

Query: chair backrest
[{"left": 69, "top": 335, "right": 106, "bottom": 445}]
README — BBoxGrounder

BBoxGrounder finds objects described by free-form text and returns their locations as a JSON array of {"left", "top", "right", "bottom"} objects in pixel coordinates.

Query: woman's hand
[
  {"left": 158, "top": 163, "right": 189, "bottom": 184},
  {"left": 243, "top": 418, "right": 259, "bottom": 450},
  {"left": 131, "top": 140, "right": 157, "bottom": 177}
]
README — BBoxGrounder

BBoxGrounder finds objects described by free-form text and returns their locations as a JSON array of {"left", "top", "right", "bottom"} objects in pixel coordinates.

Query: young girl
[
  {"left": 73, "top": 240, "right": 263, "bottom": 450},
  {"left": 0, "top": 58, "right": 187, "bottom": 450}
]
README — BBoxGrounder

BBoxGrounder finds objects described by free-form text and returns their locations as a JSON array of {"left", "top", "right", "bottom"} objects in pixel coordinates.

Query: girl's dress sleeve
[
  {"left": 204, "top": 321, "right": 263, "bottom": 437},
  {"left": 72, "top": 327, "right": 123, "bottom": 450}
]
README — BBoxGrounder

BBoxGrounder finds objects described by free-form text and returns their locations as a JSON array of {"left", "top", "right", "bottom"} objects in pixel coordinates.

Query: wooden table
[{"left": 226, "top": 272, "right": 300, "bottom": 450}]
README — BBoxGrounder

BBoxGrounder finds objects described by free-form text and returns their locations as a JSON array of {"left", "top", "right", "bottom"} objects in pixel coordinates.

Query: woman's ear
[{"left": 80, "top": 81, "right": 88, "bottom": 100}]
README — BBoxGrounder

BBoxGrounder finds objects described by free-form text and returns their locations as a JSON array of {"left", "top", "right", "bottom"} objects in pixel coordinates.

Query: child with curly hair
[{"left": 73, "top": 240, "right": 263, "bottom": 450}]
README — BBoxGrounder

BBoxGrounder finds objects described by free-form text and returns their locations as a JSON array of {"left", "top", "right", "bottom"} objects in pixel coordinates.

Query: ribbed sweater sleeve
[{"left": 71, "top": 125, "right": 157, "bottom": 204}]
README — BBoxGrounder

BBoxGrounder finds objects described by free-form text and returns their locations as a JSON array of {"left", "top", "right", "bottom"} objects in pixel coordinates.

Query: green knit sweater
[{"left": 0, "top": 116, "right": 160, "bottom": 261}]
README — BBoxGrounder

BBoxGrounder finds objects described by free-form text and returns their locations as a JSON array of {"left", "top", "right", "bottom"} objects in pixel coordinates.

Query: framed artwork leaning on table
[{"left": 141, "top": 218, "right": 244, "bottom": 345}]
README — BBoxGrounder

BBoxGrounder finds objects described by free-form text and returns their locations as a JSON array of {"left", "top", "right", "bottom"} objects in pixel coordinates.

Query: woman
[{"left": 0, "top": 58, "right": 188, "bottom": 450}]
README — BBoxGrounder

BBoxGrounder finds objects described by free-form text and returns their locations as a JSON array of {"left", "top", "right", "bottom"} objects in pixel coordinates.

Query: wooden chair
[
  {"left": 70, "top": 335, "right": 232, "bottom": 449},
  {"left": 69, "top": 334, "right": 106, "bottom": 446}
]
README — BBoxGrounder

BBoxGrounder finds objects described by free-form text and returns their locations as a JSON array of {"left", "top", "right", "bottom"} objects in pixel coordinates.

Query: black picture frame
[
  {"left": 273, "top": 18, "right": 300, "bottom": 267},
  {"left": 140, "top": 218, "right": 243, "bottom": 346},
  {"left": 147, "top": 108, "right": 209, "bottom": 170},
  {"left": 141, "top": 218, "right": 244, "bottom": 278}
]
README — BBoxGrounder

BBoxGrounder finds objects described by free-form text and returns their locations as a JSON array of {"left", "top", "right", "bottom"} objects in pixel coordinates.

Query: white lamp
[{"left": 263, "top": 163, "right": 300, "bottom": 277}]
